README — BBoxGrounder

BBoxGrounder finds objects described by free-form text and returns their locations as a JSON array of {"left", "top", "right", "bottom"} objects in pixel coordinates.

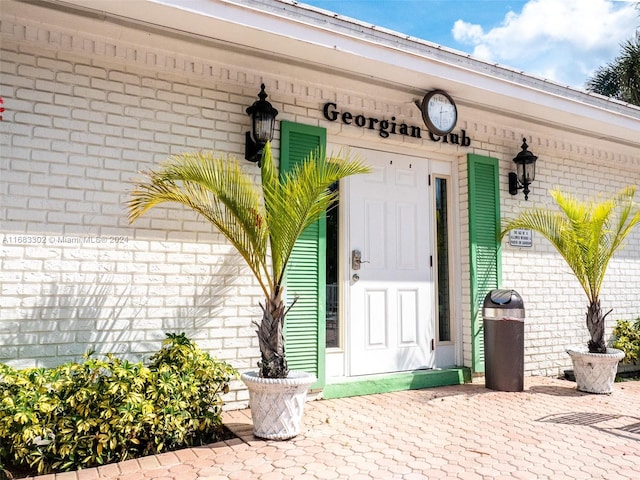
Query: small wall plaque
[{"left": 509, "top": 228, "right": 533, "bottom": 247}]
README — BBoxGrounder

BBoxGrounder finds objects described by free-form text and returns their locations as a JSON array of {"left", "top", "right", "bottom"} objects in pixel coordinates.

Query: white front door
[{"left": 347, "top": 149, "right": 434, "bottom": 376}]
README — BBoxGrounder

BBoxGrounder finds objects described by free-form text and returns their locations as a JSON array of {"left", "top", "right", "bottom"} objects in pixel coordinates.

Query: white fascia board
[{"left": 36, "top": 0, "right": 640, "bottom": 143}]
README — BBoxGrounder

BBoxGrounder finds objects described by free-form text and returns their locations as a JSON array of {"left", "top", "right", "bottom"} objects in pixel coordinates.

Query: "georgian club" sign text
[{"left": 322, "top": 102, "right": 471, "bottom": 147}]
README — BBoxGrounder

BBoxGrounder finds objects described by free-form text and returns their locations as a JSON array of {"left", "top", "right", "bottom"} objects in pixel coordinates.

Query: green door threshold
[{"left": 322, "top": 367, "right": 471, "bottom": 399}]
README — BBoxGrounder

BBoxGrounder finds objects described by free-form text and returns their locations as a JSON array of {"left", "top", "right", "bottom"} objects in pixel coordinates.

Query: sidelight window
[
  {"left": 435, "top": 177, "right": 452, "bottom": 342},
  {"left": 326, "top": 182, "right": 340, "bottom": 348}
]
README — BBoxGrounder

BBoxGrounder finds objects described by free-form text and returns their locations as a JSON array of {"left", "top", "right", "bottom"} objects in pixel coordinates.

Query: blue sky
[{"left": 300, "top": 0, "right": 639, "bottom": 89}]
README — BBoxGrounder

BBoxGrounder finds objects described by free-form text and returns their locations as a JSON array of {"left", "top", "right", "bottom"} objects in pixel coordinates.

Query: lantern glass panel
[
  {"left": 517, "top": 161, "right": 536, "bottom": 185},
  {"left": 516, "top": 162, "right": 525, "bottom": 185},
  {"left": 525, "top": 161, "right": 536, "bottom": 183},
  {"left": 253, "top": 113, "right": 275, "bottom": 143}
]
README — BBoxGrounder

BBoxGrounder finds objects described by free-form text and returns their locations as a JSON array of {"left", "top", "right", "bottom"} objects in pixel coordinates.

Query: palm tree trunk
[
  {"left": 586, "top": 300, "right": 607, "bottom": 353},
  {"left": 256, "top": 291, "right": 289, "bottom": 378}
]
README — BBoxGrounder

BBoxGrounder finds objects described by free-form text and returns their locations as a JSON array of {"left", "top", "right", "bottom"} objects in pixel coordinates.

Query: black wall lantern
[
  {"left": 245, "top": 84, "right": 278, "bottom": 165},
  {"left": 509, "top": 138, "right": 537, "bottom": 200}
]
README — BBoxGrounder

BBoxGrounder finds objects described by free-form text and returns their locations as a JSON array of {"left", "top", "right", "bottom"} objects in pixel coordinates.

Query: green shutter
[
  {"left": 280, "top": 120, "right": 327, "bottom": 386},
  {"left": 467, "top": 154, "right": 502, "bottom": 373}
]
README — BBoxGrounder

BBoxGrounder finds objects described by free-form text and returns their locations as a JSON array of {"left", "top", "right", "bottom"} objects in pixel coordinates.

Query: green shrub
[
  {"left": 612, "top": 318, "right": 640, "bottom": 364},
  {"left": 0, "top": 333, "right": 237, "bottom": 475}
]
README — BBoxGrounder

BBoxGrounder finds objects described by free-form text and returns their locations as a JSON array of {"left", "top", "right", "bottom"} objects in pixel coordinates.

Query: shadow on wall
[{"left": 8, "top": 259, "right": 247, "bottom": 368}]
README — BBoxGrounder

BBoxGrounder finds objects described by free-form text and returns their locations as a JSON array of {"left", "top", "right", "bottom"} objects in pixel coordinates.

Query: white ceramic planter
[
  {"left": 566, "top": 347, "right": 624, "bottom": 394},
  {"left": 241, "top": 370, "right": 316, "bottom": 440}
]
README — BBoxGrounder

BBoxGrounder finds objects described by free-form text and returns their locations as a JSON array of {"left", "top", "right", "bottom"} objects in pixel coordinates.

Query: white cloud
[{"left": 452, "top": 0, "right": 638, "bottom": 88}]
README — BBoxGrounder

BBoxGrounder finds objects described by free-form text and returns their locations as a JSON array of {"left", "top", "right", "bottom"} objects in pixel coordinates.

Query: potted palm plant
[
  {"left": 128, "top": 142, "right": 369, "bottom": 438},
  {"left": 501, "top": 186, "right": 640, "bottom": 394}
]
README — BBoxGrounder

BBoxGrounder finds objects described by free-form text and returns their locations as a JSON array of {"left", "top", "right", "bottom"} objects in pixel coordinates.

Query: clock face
[{"left": 421, "top": 90, "right": 457, "bottom": 135}]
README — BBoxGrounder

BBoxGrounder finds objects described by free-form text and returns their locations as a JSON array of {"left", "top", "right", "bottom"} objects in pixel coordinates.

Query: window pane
[
  {"left": 326, "top": 183, "right": 339, "bottom": 348},
  {"left": 436, "top": 178, "right": 451, "bottom": 342}
]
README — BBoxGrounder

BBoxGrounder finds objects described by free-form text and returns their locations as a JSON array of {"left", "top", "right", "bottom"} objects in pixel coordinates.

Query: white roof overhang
[{"left": 11, "top": 0, "right": 640, "bottom": 145}]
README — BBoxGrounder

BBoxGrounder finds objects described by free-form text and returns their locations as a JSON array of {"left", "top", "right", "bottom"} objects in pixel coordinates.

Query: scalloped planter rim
[
  {"left": 241, "top": 370, "right": 316, "bottom": 440},
  {"left": 566, "top": 347, "right": 624, "bottom": 394}
]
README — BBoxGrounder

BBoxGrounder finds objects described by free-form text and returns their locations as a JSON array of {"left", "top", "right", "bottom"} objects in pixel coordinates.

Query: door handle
[{"left": 352, "top": 249, "right": 370, "bottom": 270}]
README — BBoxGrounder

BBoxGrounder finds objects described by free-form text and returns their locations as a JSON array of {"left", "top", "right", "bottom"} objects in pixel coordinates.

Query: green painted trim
[
  {"left": 280, "top": 120, "right": 327, "bottom": 172},
  {"left": 322, "top": 367, "right": 471, "bottom": 399},
  {"left": 467, "top": 154, "right": 502, "bottom": 374},
  {"left": 279, "top": 120, "right": 327, "bottom": 389}
]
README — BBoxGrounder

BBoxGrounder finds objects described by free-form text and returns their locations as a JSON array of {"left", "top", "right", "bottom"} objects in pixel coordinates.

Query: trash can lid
[{"left": 483, "top": 289, "right": 524, "bottom": 309}]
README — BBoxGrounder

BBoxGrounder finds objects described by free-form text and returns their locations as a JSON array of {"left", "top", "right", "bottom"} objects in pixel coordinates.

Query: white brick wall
[
  {"left": 487, "top": 132, "right": 638, "bottom": 377},
  {"left": 1, "top": 5, "right": 640, "bottom": 409},
  {"left": 459, "top": 111, "right": 640, "bottom": 377},
  {"left": 0, "top": 14, "right": 276, "bottom": 406}
]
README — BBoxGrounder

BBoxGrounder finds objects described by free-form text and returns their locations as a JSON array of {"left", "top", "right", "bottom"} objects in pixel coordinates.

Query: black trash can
[{"left": 482, "top": 289, "right": 525, "bottom": 392}]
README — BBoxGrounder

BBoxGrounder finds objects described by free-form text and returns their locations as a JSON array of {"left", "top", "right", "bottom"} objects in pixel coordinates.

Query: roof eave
[{"left": 32, "top": 0, "right": 640, "bottom": 144}]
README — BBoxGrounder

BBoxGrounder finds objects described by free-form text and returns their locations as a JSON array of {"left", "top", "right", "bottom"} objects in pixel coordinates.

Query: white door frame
[{"left": 324, "top": 143, "right": 463, "bottom": 380}]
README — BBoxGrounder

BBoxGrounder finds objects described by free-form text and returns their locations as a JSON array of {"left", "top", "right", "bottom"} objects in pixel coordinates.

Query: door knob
[{"left": 352, "top": 249, "right": 370, "bottom": 270}]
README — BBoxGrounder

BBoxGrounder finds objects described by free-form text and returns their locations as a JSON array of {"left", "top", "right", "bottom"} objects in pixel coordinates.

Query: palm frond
[
  {"left": 129, "top": 143, "right": 371, "bottom": 377},
  {"left": 501, "top": 186, "right": 640, "bottom": 304},
  {"left": 586, "top": 34, "right": 640, "bottom": 106},
  {"left": 261, "top": 144, "right": 370, "bottom": 287},
  {"left": 128, "top": 151, "right": 271, "bottom": 297}
]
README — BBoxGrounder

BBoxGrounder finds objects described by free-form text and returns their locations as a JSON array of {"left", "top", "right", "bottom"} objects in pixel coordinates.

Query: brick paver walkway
[{"left": 28, "top": 376, "right": 640, "bottom": 479}]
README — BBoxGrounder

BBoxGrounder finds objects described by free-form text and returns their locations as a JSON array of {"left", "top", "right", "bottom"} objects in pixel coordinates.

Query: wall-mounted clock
[{"left": 420, "top": 90, "right": 458, "bottom": 136}]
